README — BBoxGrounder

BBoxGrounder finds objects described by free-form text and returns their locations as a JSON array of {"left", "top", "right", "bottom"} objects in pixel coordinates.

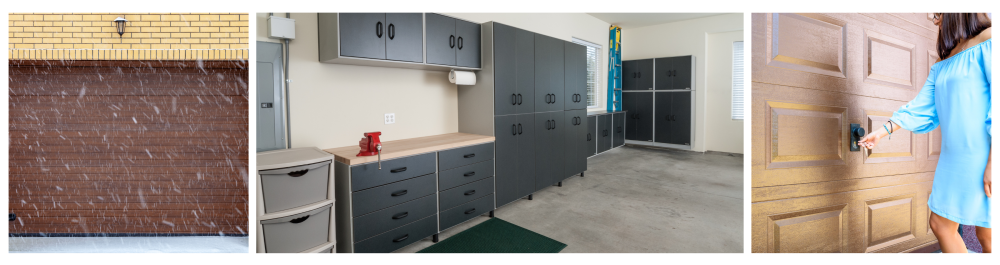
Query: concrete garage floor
[{"left": 397, "top": 145, "right": 743, "bottom": 253}]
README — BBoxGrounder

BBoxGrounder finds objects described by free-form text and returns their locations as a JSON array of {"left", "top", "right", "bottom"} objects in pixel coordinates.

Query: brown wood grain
[{"left": 9, "top": 60, "right": 248, "bottom": 235}]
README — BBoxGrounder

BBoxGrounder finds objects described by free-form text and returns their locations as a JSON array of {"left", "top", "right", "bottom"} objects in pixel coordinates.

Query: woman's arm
[{"left": 858, "top": 122, "right": 903, "bottom": 150}]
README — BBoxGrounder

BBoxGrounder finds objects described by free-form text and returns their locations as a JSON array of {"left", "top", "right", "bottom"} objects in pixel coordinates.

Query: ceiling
[{"left": 587, "top": 13, "right": 729, "bottom": 29}]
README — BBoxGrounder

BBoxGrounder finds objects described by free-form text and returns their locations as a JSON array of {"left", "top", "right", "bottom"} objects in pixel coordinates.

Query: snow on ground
[{"left": 9, "top": 236, "right": 248, "bottom": 253}]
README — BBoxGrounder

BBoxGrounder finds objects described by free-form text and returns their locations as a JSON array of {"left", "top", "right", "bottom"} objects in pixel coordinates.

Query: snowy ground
[{"left": 9, "top": 236, "right": 248, "bottom": 253}]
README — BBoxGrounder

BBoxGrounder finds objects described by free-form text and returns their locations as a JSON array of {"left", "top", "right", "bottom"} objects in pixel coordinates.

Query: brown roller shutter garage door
[{"left": 9, "top": 60, "right": 249, "bottom": 236}]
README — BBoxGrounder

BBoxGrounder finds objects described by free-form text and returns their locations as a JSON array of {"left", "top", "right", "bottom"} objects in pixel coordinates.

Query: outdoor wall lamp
[{"left": 113, "top": 16, "right": 128, "bottom": 38}]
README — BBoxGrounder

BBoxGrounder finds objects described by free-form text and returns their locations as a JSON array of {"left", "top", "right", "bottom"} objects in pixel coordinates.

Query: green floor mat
[{"left": 417, "top": 218, "right": 567, "bottom": 253}]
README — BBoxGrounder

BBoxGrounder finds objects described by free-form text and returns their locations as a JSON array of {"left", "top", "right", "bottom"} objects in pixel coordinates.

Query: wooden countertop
[{"left": 324, "top": 132, "right": 495, "bottom": 165}]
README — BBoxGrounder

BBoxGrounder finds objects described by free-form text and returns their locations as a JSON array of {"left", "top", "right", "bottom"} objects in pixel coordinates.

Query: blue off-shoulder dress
[{"left": 890, "top": 39, "right": 991, "bottom": 228}]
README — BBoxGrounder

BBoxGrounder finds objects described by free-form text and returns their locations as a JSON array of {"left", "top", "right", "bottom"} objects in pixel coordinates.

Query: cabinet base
[
  {"left": 489, "top": 210, "right": 494, "bottom": 218},
  {"left": 527, "top": 194, "right": 533, "bottom": 200},
  {"left": 432, "top": 234, "right": 439, "bottom": 243},
  {"left": 556, "top": 182, "right": 562, "bottom": 187}
]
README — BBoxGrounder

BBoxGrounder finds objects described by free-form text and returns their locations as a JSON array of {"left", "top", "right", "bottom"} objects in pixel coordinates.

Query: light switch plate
[{"left": 384, "top": 113, "right": 395, "bottom": 124}]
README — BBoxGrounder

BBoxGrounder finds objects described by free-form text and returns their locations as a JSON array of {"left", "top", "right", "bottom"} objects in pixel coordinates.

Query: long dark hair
[{"left": 937, "top": 13, "right": 991, "bottom": 59}]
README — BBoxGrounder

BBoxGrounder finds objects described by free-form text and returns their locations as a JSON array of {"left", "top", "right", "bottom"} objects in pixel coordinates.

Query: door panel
[
  {"left": 623, "top": 93, "right": 637, "bottom": 140},
  {"left": 622, "top": 60, "right": 637, "bottom": 91},
  {"left": 456, "top": 19, "right": 481, "bottom": 68},
  {"left": 534, "top": 34, "right": 564, "bottom": 112},
  {"left": 597, "top": 115, "right": 611, "bottom": 153},
  {"left": 493, "top": 115, "right": 518, "bottom": 207},
  {"left": 339, "top": 13, "right": 386, "bottom": 60},
  {"left": 564, "top": 42, "right": 587, "bottom": 110},
  {"left": 613, "top": 112, "right": 625, "bottom": 147},
  {"left": 588, "top": 116, "right": 597, "bottom": 156},
  {"left": 636, "top": 59, "right": 654, "bottom": 90},
  {"left": 751, "top": 13, "right": 939, "bottom": 253},
  {"left": 654, "top": 58, "right": 670, "bottom": 90},
  {"left": 564, "top": 110, "right": 587, "bottom": 175},
  {"left": 654, "top": 92, "right": 672, "bottom": 144},
  {"left": 635, "top": 92, "right": 654, "bottom": 141},
  {"left": 549, "top": 112, "right": 566, "bottom": 184},
  {"left": 533, "top": 112, "right": 553, "bottom": 190},
  {"left": 425, "top": 13, "right": 456, "bottom": 66},
  {"left": 515, "top": 28, "right": 535, "bottom": 114},
  {"left": 384, "top": 13, "right": 423, "bottom": 63},
  {"left": 493, "top": 23, "right": 516, "bottom": 116},
  {"left": 674, "top": 56, "right": 693, "bottom": 90},
  {"left": 515, "top": 114, "right": 536, "bottom": 199}
]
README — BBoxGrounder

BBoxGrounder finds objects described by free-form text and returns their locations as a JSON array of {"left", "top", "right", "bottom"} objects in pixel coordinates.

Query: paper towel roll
[{"left": 449, "top": 70, "right": 477, "bottom": 85}]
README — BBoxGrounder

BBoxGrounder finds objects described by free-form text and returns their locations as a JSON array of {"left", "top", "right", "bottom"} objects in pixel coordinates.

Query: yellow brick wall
[{"left": 9, "top": 13, "right": 248, "bottom": 60}]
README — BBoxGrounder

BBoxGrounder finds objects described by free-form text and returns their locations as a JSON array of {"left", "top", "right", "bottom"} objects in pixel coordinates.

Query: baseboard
[{"left": 9, "top": 233, "right": 250, "bottom": 238}]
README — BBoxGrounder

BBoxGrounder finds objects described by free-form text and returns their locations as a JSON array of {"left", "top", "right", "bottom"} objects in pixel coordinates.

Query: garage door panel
[
  {"left": 10, "top": 145, "right": 245, "bottom": 154},
  {"left": 9, "top": 189, "right": 248, "bottom": 198},
  {"left": 11, "top": 117, "right": 249, "bottom": 125},
  {"left": 10, "top": 173, "right": 246, "bottom": 182},
  {"left": 8, "top": 130, "right": 247, "bottom": 138},
  {"left": 13, "top": 209, "right": 246, "bottom": 218},
  {"left": 861, "top": 13, "right": 938, "bottom": 40},
  {"left": 766, "top": 204, "right": 848, "bottom": 253},
  {"left": 863, "top": 29, "right": 916, "bottom": 90},
  {"left": 752, "top": 172, "right": 934, "bottom": 202},
  {"left": 765, "top": 13, "right": 848, "bottom": 78},
  {"left": 10, "top": 87, "right": 247, "bottom": 96},
  {"left": 10, "top": 124, "right": 246, "bottom": 131},
  {"left": 11, "top": 153, "right": 248, "bottom": 161},
  {"left": 753, "top": 83, "right": 936, "bottom": 187}
]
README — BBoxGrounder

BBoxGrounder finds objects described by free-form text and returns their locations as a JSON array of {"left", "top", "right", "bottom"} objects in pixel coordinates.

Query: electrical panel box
[{"left": 268, "top": 16, "right": 296, "bottom": 40}]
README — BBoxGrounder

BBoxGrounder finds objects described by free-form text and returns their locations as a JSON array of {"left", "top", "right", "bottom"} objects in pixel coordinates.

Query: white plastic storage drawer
[
  {"left": 259, "top": 161, "right": 331, "bottom": 213},
  {"left": 260, "top": 204, "right": 332, "bottom": 253}
]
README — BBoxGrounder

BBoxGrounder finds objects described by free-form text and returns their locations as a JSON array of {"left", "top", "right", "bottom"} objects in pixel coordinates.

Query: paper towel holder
[{"left": 449, "top": 69, "right": 477, "bottom": 86}]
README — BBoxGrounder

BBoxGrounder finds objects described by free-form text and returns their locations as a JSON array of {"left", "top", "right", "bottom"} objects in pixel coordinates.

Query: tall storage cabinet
[
  {"left": 622, "top": 55, "right": 695, "bottom": 149},
  {"left": 458, "top": 22, "right": 587, "bottom": 209}
]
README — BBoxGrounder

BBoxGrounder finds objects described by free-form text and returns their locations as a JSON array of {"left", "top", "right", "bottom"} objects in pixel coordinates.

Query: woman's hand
[{"left": 858, "top": 133, "right": 882, "bottom": 150}]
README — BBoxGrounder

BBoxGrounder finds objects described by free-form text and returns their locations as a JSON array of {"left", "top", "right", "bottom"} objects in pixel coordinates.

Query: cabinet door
[
  {"left": 455, "top": 19, "right": 481, "bottom": 68},
  {"left": 654, "top": 92, "right": 673, "bottom": 144},
  {"left": 425, "top": 13, "right": 456, "bottom": 66},
  {"left": 515, "top": 27, "right": 535, "bottom": 114},
  {"left": 635, "top": 92, "right": 654, "bottom": 141},
  {"left": 636, "top": 59, "right": 654, "bottom": 90},
  {"left": 533, "top": 112, "right": 553, "bottom": 190},
  {"left": 494, "top": 115, "right": 518, "bottom": 207},
  {"left": 672, "top": 91, "right": 692, "bottom": 145},
  {"left": 675, "top": 56, "right": 693, "bottom": 90},
  {"left": 338, "top": 13, "right": 386, "bottom": 60},
  {"left": 534, "top": 34, "right": 564, "bottom": 112},
  {"left": 384, "top": 13, "right": 423, "bottom": 63},
  {"left": 654, "top": 57, "right": 670, "bottom": 90},
  {"left": 493, "top": 23, "right": 516, "bottom": 116},
  {"left": 597, "top": 115, "right": 611, "bottom": 153},
  {"left": 550, "top": 112, "right": 566, "bottom": 183},
  {"left": 622, "top": 60, "right": 637, "bottom": 91},
  {"left": 564, "top": 42, "right": 587, "bottom": 110},
  {"left": 564, "top": 110, "right": 587, "bottom": 176},
  {"left": 623, "top": 93, "right": 637, "bottom": 140},
  {"left": 613, "top": 112, "right": 625, "bottom": 147},
  {"left": 515, "top": 114, "right": 536, "bottom": 199},
  {"left": 587, "top": 116, "right": 597, "bottom": 156}
]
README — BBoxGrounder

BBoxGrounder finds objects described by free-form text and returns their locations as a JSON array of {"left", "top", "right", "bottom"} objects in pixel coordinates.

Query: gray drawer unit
[
  {"left": 260, "top": 204, "right": 332, "bottom": 253},
  {"left": 438, "top": 143, "right": 494, "bottom": 171},
  {"left": 352, "top": 194, "right": 436, "bottom": 243},
  {"left": 259, "top": 161, "right": 331, "bottom": 213},
  {"left": 350, "top": 153, "right": 435, "bottom": 192},
  {"left": 352, "top": 173, "right": 437, "bottom": 217},
  {"left": 438, "top": 160, "right": 494, "bottom": 191},
  {"left": 440, "top": 194, "right": 495, "bottom": 231},
  {"left": 353, "top": 215, "right": 438, "bottom": 253},
  {"left": 439, "top": 177, "right": 494, "bottom": 211}
]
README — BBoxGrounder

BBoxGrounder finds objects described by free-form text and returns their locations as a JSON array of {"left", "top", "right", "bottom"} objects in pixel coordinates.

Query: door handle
[
  {"left": 617, "top": 126, "right": 622, "bottom": 133},
  {"left": 464, "top": 208, "right": 477, "bottom": 215},
  {"left": 376, "top": 22, "right": 383, "bottom": 38},
  {"left": 638, "top": 72, "right": 641, "bottom": 78},
  {"left": 464, "top": 190, "right": 476, "bottom": 196},
  {"left": 391, "top": 190, "right": 408, "bottom": 197},
  {"left": 287, "top": 169, "right": 308, "bottom": 177},
  {"left": 393, "top": 234, "right": 409, "bottom": 243},
  {"left": 518, "top": 123, "right": 522, "bottom": 135},
  {"left": 388, "top": 23, "right": 395, "bottom": 40},
  {"left": 512, "top": 124, "right": 516, "bottom": 135},
  {"left": 850, "top": 123, "right": 865, "bottom": 152},
  {"left": 464, "top": 172, "right": 476, "bottom": 177},
  {"left": 587, "top": 133, "right": 592, "bottom": 141},
  {"left": 289, "top": 215, "right": 310, "bottom": 224},
  {"left": 390, "top": 167, "right": 407, "bottom": 173},
  {"left": 450, "top": 35, "right": 455, "bottom": 48},
  {"left": 392, "top": 212, "right": 409, "bottom": 220},
  {"left": 458, "top": 36, "right": 464, "bottom": 50},
  {"left": 512, "top": 94, "right": 516, "bottom": 105},
  {"left": 552, "top": 120, "right": 556, "bottom": 130},
  {"left": 464, "top": 154, "right": 476, "bottom": 158},
  {"left": 517, "top": 94, "right": 522, "bottom": 105}
]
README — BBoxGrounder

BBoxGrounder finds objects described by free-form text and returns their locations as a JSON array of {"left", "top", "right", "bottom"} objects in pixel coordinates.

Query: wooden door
[
  {"left": 751, "top": 13, "right": 940, "bottom": 253},
  {"left": 9, "top": 60, "right": 249, "bottom": 236}
]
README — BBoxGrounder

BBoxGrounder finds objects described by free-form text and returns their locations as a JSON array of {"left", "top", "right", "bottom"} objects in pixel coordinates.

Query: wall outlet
[{"left": 384, "top": 113, "right": 395, "bottom": 124}]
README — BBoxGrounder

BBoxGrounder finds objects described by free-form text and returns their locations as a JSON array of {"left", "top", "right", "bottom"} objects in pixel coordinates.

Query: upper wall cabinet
[
  {"left": 654, "top": 55, "right": 693, "bottom": 90},
  {"left": 621, "top": 59, "right": 653, "bottom": 90},
  {"left": 426, "top": 13, "right": 481, "bottom": 68},
  {"left": 318, "top": 13, "right": 481, "bottom": 71}
]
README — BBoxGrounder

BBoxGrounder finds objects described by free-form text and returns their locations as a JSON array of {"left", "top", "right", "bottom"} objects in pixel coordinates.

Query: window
[
  {"left": 573, "top": 37, "right": 601, "bottom": 108},
  {"left": 732, "top": 41, "right": 744, "bottom": 120}
]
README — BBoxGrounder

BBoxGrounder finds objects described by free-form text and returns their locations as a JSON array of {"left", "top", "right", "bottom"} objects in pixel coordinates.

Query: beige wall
[
  {"left": 257, "top": 13, "right": 609, "bottom": 150},
  {"left": 706, "top": 30, "right": 744, "bottom": 154},
  {"left": 621, "top": 13, "right": 743, "bottom": 152}
]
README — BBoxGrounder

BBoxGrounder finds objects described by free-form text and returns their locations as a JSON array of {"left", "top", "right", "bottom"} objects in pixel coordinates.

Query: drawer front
[
  {"left": 350, "top": 153, "right": 436, "bottom": 192},
  {"left": 439, "top": 177, "right": 494, "bottom": 211},
  {"left": 352, "top": 173, "right": 437, "bottom": 217},
  {"left": 259, "top": 161, "right": 331, "bottom": 213},
  {"left": 438, "top": 143, "right": 494, "bottom": 171},
  {"left": 261, "top": 204, "right": 332, "bottom": 253},
  {"left": 352, "top": 194, "right": 437, "bottom": 242},
  {"left": 353, "top": 214, "right": 438, "bottom": 253},
  {"left": 438, "top": 160, "right": 494, "bottom": 191},
  {"left": 440, "top": 194, "right": 495, "bottom": 231}
]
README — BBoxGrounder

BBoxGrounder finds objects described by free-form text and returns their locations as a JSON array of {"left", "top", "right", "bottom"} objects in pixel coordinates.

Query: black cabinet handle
[
  {"left": 376, "top": 22, "right": 383, "bottom": 38},
  {"left": 464, "top": 154, "right": 476, "bottom": 158},
  {"left": 517, "top": 94, "right": 522, "bottom": 105},
  {"left": 289, "top": 215, "right": 310, "bottom": 224},
  {"left": 638, "top": 72, "right": 641, "bottom": 78},
  {"left": 551, "top": 94, "right": 556, "bottom": 103},
  {"left": 464, "top": 208, "right": 477, "bottom": 215},
  {"left": 393, "top": 234, "right": 409, "bottom": 243},
  {"left": 449, "top": 35, "right": 455, "bottom": 48},
  {"left": 518, "top": 123, "right": 522, "bottom": 134},
  {"left": 390, "top": 167, "right": 407, "bottom": 173},
  {"left": 587, "top": 133, "right": 592, "bottom": 141},
  {"left": 464, "top": 190, "right": 476, "bottom": 196},
  {"left": 458, "top": 36, "right": 464, "bottom": 50},
  {"left": 464, "top": 172, "right": 476, "bottom": 177},
  {"left": 552, "top": 119, "right": 556, "bottom": 130},
  {"left": 287, "top": 169, "right": 308, "bottom": 177},
  {"left": 391, "top": 190, "right": 408, "bottom": 197},
  {"left": 388, "top": 23, "right": 395, "bottom": 40},
  {"left": 511, "top": 94, "right": 516, "bottom": 105},
  {"left": 617, "top": 126, "right": 622, "bottom": 133},
  {"left": 633, "top": 72, "right": 636, "bottom": 78},
  {"left": 512, "top": 124, "right": 516, "bottom": 135},
  {"left": 392, "top": 212, "right": 409, "bottom": 220},
  {"left": 546, "top": 120, "right": 551, "bottom": 130}
]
